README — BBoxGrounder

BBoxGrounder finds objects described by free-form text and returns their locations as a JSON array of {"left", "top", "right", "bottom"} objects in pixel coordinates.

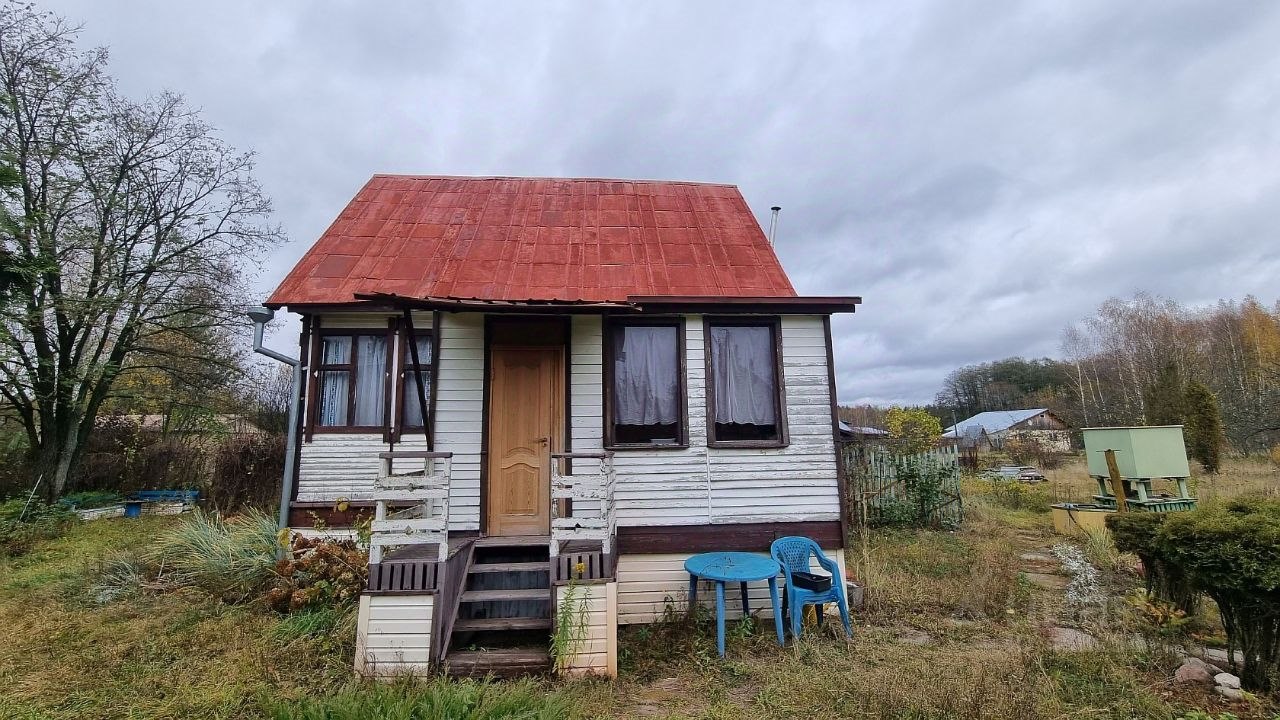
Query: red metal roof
[{"left": 267, "top": 175, "right": 797, "bottom": 307}]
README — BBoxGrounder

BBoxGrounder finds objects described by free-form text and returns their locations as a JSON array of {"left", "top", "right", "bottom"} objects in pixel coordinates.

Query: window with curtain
[
  {"left": 607, "top": 320, "right": 685, "bottom": 447},
  {"left": 400, "top": 334, "right": 434, "bottom": 429},
  {"left": 706, "top": 320, "right": 786, "bottom": 445},
  {"left": 314, "top": 333, "right": 389, "bottom": 429}
]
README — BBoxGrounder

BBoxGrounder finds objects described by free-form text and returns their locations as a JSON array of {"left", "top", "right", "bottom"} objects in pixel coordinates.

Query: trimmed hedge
[{"left": 1110, "top": 499, "right": 1280, "bottom": 692}]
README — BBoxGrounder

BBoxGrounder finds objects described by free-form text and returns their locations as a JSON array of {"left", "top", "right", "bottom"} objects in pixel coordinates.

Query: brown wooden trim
[
  {"left": 478, "top": 316, "right": 493, "bottom": 535},
  {"left": 292, "top": 315, "right": 313, "bottom": 497},
  {"left": 303, "top": 316, "right": 322, "bottom": 441},
  {"left": 429, "top": 311, "right": 441, "bottom": 447},
  {"left": 824, "top": 315, "right": 849, "bottom": 550},
  {"left": 306, "top": 328, "right": 394, "bottom": 434},
  {"left": 551, "top": 550, "right": 615, "bottom": 585},
  {"left": 435, "top": 538, "right": 476, "bottom": 662},
  {"left": 355, "top": 292, "right": 639, "bottom": 314},
  {"left": 367, "top": 561, "right": 439, "bottom": 595},
  {"left": 617, "top": 521, "right": 842, "bottom": 554},
  {"left": 602, "top": 315, "right": 689, "bottom": 450},
  {"left": 561, "top": 316, "right": 573, "bottom": 477},
  {"left": 383, "top": 318, "right": 396, "bottom": 443},
  {"left": 629, "top": 296, "right": 861, "bottom": 314},
  {"left": 397, "top": 311, "right": 436, "bottom": 444},
  {"left": 703, "top": 315, "right": 789, "bottom": 449},
  {"left": 287, "top": 502, "right": 384, "bottom": 528}
]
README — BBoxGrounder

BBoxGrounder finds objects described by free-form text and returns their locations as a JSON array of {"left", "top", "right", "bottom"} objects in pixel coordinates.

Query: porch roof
[{"left": 267, "top": 175, "right": 805, "bottom": 308}]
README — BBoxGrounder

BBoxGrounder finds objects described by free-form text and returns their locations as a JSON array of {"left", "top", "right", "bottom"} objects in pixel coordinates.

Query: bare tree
[{"left": 0, "top": 4, "right": 282, "bottom": 497}]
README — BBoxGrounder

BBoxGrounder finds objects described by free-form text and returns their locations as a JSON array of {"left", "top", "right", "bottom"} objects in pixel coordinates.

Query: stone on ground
[
  {"left": 1048, "top": 626, "right": 1099, "bottom": 651},
  {"left": 1214, "top": 686, "right": 1245, "bottom": 701},
  {"left": 1214, "top": 672, "right": 1241, "bottom": 690},
  {"left": 1173, "top": 658, "right": 1216, "bottom": 685}
]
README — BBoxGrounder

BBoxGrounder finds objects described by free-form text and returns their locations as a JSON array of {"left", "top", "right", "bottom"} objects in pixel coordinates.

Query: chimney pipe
[{"left": 768, "top": 206, "right": 781, "bottom": 245}]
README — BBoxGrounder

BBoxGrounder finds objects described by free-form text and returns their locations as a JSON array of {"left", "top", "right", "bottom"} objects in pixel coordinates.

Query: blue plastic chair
[{"left": 770, "top": 536, "right": 852, "bottom": 640}]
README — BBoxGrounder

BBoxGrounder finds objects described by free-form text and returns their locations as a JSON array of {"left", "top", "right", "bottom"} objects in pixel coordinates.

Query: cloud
[{"left": 44, "top": 0, "right": 1280, "bottom": 404}]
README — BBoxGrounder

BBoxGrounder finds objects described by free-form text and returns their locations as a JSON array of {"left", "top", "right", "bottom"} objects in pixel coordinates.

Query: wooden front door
[{"left": 486, "top": 345, "right": 561, "bottom": 536}]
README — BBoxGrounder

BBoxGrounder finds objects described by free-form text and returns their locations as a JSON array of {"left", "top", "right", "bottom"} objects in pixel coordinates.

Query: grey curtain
[
  {"left": 710, "top": 325, "right": 777, "bottom": 425},
  {"left": 402, "top": 336, "right": 434, "bottom": 427},
  {"left": 613, "top": 325, "right": 679, "bottom": 425}
]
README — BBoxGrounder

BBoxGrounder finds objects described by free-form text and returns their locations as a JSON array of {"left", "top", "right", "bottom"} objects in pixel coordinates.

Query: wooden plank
[
  {"left": 460, "top": 588, "right": 549, "bottom": 603},
  {"left": 617, "top": 520, "right": 841, "bottom": 554},
  {"left": 469, "top": 561, "right": 550, "bottom": 573},
  {"left": 452, "top": 617, "right": 552, "bottom": 632},
  {"left": 378, "top": 451, "right": 454, "bottom": 459}
]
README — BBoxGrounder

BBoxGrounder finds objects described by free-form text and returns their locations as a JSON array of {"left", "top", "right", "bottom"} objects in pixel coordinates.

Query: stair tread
[
  {"left": 474, "top": 535, "right": 550, "bottom": 547},
  {"left": 461, "top": 588, "right": 549, "bottom": 602},
  {"left": 445, "top": 648, "right": 550, "bottom": 678},
  {"left": 453, "top": 617, "right": 552, "bottom": 631},
  {"left": 469, "top": 561, "right": 550, "bottom": 573}
]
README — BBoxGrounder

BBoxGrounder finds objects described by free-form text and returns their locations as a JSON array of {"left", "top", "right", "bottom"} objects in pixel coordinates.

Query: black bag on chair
[{"left": 789, "top": 570, "right": 832, "bottom": 592}]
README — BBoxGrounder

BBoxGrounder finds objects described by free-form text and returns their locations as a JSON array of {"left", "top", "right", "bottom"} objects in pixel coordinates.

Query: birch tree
[{"left": 0, "top": 4, "right": 282, "bottom": 497}]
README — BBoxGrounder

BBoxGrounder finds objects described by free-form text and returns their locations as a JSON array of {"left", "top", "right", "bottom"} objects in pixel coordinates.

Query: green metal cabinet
[{"left": 1082, "top": 426, "right": 1191, "bottom": 479}]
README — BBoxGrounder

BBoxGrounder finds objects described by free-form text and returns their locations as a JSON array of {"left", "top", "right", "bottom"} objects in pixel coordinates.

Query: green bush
[
  {"left": 0, "top": 498, "right": 75, "bottom": 556},
  {"left": 1106, "top": 513, "right": 1197, "bottom": 615},
  {"left": 870, "top": 455, "right": 958, "bottom": 529},
  {"left": 1159, "top": 498, "right": 1280, "bottom": 692},
  {"left": 266, "top": 677, "right": 570, "bottom": 720}
]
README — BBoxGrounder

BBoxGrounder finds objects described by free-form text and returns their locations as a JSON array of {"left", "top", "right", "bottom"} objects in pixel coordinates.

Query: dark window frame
[
  {"left": 393, "top": 322, "right": 438, "bottom": 437},
  {"left": 602, "top": 315, "right": 689, "bottom": 450},
  {"left": 307, "top": 328, "right": 394, "bottom": 434},
  {"left": 703, "top": 315, "right": 789, "bottom": 449}
]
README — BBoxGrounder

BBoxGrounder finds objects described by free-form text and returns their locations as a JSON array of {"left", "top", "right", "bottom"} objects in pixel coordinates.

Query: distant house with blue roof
[{"left": 942, "top": 408, "right": 1070, "bottom": 452}]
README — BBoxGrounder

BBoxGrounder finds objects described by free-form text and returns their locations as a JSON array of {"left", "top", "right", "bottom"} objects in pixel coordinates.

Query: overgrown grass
[
  {"left": 267, "top": 678, "right": 572, "bottom": 720},
  {"left": 150, "top": 507, "right": 280, "bottom": 600}
]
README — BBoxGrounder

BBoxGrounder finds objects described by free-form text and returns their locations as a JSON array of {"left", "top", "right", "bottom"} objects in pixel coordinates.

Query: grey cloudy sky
[{"left": 43, "top": 0, "right": 1280, "bottom": 405}]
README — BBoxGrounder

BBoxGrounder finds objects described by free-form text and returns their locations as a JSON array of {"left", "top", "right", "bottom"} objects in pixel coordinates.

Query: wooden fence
[{"left": 841, "top": 443, "right": 964, "bottom": 528}]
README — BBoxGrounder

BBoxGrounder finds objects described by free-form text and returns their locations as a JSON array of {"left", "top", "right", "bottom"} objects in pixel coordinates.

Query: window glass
[
  {"left": 352, "top": 336, "right": 387, "bottom": 426},
  {"left": 402, "top": 336, "right": 434, "bottom": 428},
  {"left": 708, "top": 323, "right": 780, "bottom": 443},
  {"left": 610, "top": 323, "right": 681, "bottom": 445},
  {"left": 317, "top": 370, "right": 350, "bottom": 426}
]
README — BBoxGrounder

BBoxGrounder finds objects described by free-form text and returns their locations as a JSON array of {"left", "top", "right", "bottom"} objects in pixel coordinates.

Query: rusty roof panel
[{"left": 267, "top": 175, "right": 798, "bottom": 307}]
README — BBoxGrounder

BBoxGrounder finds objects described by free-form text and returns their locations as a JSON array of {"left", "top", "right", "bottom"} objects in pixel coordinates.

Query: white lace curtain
[
  {"left": 709, "top": 325, "right": 776, "bottom": 425},
  {"left": 613, "top": 325, "right": 679, "bottom": 425},
  {"left": 317, "top": 335, "right": 387, "bottom": 426}
]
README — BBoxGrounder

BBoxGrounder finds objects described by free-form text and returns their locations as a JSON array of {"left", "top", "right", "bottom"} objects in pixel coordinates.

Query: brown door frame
[{"left": 478, "top": 315, "right": 572, "bottom": 536}]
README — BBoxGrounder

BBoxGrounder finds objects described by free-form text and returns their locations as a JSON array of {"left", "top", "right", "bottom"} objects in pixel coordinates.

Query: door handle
[{"left": 538, "top": 437, "right": 549, "bottom": 446}]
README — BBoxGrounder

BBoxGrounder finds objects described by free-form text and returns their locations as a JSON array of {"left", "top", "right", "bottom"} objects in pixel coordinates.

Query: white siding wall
[
  {"left": 294, "top": 311, "right": 484, "bottom": 531},
  {"left": 433, "top": 312, "right": 484, "bottom": 530},
  {"left": 555, "top": 582, "right": 618, "bottom": 677},
  {"left": 355, "top": 593, "right": 435, "bottom": 676},
  {"left": 615, "top": 550, "right": 847, "bottom": 625},
  {"left": 571, "top": 314, "right": 839, "bottom": 527},
  {"left": 297, "top": 311, "right": 838, "bottom": 532}
]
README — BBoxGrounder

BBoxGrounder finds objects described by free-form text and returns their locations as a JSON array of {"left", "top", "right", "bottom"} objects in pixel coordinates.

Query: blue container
[{"left": 123, "top": 501, "right": 143, "bottom": 518}]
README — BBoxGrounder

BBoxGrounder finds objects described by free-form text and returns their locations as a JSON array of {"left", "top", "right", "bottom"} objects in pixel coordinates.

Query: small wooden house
[
  {"left": 265, "top": 175, "right": 861, "bottom": 677},
  {"left": 942, "top": 408, "right": 1070, "bottom": 452}
]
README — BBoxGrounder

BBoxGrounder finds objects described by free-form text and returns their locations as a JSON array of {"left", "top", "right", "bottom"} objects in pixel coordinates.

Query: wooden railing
[
  {"left": 549, "top": 451, "right": 616, "bottom": 557},
  {"left": 369, "top": 451, "right": 452, "bottom": 563}
]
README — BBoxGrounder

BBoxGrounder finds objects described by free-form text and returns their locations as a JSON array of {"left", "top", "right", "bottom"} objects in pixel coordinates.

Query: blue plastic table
[{"left": 685, "top": 552, "right": 785, "bottom": 657}]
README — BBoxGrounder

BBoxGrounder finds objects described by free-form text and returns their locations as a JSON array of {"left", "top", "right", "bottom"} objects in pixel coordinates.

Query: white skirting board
[
  {"left": 354, "top": 593, "right": 435, "bottom": 677},
  {"left": 555, "top": 581, "right": 618, "bottom": 678}
]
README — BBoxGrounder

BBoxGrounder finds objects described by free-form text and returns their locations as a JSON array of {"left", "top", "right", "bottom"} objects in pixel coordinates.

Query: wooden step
[
  {"left": 445, "top": 648, "right": 550, "bottom": 678},
  {"left": 469, "top": 561, "right": 550, "bottom": 574},
  {"left": 474, "top": 535, "right": 550, "bottom": 548},
  {"left": 460, "top": 588, "right": 548, "bottom": 603},
  {"left": 452, "top": 617, "right": 552, "bottom": 632}
]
